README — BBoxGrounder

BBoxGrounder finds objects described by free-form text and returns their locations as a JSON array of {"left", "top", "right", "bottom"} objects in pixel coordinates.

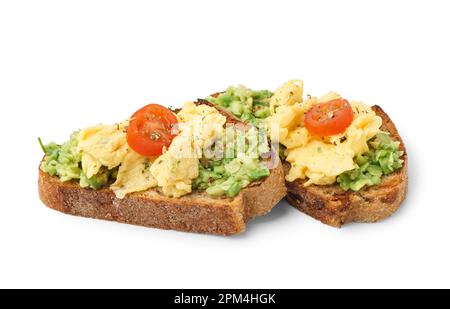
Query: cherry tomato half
[
  {"left": 304, "top": 98, "right": 354, "bottom": 136},
  {"left": 126, "top": 104, "right": 178, "bottom": 156}
]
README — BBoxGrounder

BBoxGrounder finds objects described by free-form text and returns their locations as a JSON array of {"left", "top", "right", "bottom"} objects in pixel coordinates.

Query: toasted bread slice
[
  {"left": 38, "top": 157, "right": 286, "bottom": 236},
  {"left": 39, "top": 102, "right": 286, "bottom": 235},
  {"left": 284, "top": 105, "right": 407, "bottom": 227}
]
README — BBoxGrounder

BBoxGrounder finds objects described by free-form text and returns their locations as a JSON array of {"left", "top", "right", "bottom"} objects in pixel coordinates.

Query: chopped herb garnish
[{"left": 143, "top": 160, "right": 150, "bottom": 170}]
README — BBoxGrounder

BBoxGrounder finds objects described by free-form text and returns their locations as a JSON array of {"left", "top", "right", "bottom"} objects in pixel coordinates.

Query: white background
[{"left": 0, "top": 0, "right": 448, "bottom": 288}]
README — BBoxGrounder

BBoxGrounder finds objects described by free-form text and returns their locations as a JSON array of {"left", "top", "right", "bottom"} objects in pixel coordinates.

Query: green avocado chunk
[
  {"left": 337, "top": 132, "right": 404, "bottom": 191},
  {"left": 39, "top": 132, "right": 114, "bottom": 190},
  {"left": 39, "top": 132, "right": 82, "bottom": 182},
  {"left": 206, "top": 85, "right": 273, "bottom": 127},
  {"left": 193, "top": 157, "right": 270, "bottom": 198}
]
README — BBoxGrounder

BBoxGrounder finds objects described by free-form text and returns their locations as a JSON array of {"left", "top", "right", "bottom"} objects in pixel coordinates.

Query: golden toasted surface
[{"left": 284, "top": 105, "right": 408, "bottom": 227}]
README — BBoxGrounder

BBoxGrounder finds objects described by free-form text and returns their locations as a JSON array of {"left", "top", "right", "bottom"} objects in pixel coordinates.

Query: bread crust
[
  {"left": 196, "top": 98, "right": 242, "bottom": 125},
  {"left": 38, "top": 160, "right": 286, "bottom": 235},
  {"left": 284, "top": 105, "right": 408, "bottom": 227}
]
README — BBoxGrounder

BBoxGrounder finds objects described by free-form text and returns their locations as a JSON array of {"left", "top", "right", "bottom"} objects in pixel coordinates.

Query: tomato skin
[
  {"left": 304, "top": 98, "right": 354, "bottom": 136},
  {"left": 126, "top": 104, "right": 178, "bottom": 157}
]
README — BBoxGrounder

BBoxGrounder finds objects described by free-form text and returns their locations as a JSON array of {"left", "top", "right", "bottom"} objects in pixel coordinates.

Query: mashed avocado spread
[
  {"left": 206, "top": 85, "right": 273, "bottom": 126},
  {"left": 193, "top": 157, "right": 269, "bottom": 197},
  {"left": 39, "top": 132, "right": 115, "bottom": 190},
  {"left": 337, "top": 132, "right": 404, "bottom": 191}
]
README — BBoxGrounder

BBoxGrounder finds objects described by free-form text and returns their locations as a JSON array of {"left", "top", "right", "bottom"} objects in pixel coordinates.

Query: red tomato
[
  {"left": 126, "top": 104, "right": 178, "bottom": 156},
  {"left": 304, "top": 98, "right": 354, "bottom": 136}
]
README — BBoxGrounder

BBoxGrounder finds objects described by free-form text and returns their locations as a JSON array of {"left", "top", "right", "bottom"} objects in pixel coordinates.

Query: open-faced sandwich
[
  {"left": 204, "top": 80, "right": 407, "bottom": 227},
  {"left": 38, "top": 101, "right": 286, "bottom": 235},
  {"left": 38, "top": 79, "right": 407, "bottom": 233}
]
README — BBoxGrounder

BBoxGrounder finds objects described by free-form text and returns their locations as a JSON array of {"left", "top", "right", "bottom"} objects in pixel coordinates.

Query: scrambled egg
[
  {"left": 110, "top": 149, "right": 157, "bottom": 199},
  {"left": 269, "top": 79, "right": 304, "bottom": 113},
  {"left": 150, "top": 102, "right": 226, "bottom": 197},
  {"left": 150, "top": 151, "right": 199, "bottom": 198},
  {"left": 268, "top": 81, "right": 382, "bottom": 186},
  {"left": 77, "top": 121, "right": 129, "bottom": 178},
  {"left": 177, "top": 102, "right": 226, "bottom": 152}
]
